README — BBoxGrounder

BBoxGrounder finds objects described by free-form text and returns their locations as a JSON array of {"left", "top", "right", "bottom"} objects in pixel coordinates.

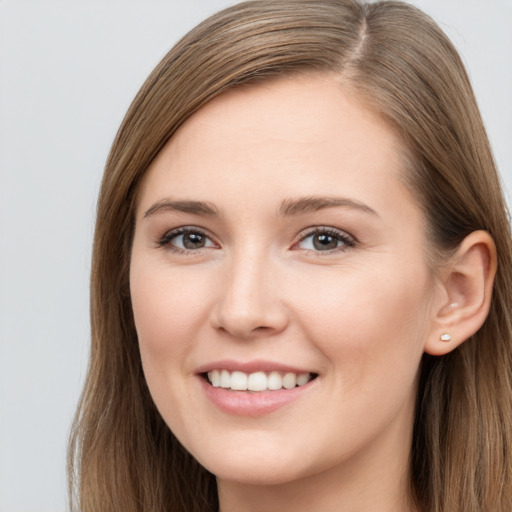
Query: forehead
[
  {"left": 138, "top": 74, "right": 416, "bottom": 222},
  {"left": 166, "top": 74, "right": 400, "bottom": 161}
]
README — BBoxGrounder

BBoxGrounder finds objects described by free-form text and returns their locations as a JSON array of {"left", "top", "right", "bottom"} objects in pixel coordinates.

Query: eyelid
[
  {"left": 292, "top": 226, "right": 356, "bottom": 252},
  {"left": 157, "top": 225, "right": 219, "bottom": 253},
  {"left": 156, "top": 224, "right": 355, "bottom": 254}
]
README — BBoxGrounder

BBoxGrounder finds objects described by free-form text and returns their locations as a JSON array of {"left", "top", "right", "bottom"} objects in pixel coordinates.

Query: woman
[{"left": 68, "top": 1, "right": 512, "bottom": 511}]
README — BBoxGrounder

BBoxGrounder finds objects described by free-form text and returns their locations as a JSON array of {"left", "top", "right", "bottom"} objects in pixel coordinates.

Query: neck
[
  {"left": 218, "top": 467, "right": 416, "bottom": 512},
  {"left": 218, "top": 471, "right": 415, "bottom": 512},
  {"left": 217, "top": 423, "right": 418, "bottom": 512}
]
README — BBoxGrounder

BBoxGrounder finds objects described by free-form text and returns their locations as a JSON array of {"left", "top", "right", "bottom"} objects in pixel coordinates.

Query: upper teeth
[{"left": 206, "top": 370, "right": 313, "bottom": 391}]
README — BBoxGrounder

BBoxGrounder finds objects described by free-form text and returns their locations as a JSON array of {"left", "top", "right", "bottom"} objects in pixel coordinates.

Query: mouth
[
  {"left": 197, "top": 362, "right": 319, "bottom": 415},
  {"left": 203, "top": 370, "right": 318, "bottom": 392}
]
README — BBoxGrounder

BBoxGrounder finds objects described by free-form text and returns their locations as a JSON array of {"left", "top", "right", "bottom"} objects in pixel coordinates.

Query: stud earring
[{"left": 440, "top": 333, "right": 451, "bottom": 342}]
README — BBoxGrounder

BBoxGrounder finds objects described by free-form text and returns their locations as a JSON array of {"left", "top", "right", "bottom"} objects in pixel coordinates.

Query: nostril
[
  {"left": 253, "top": 326, "right": 274, "bottom": 334},
  {"left": 210, "top": 284, "right": 289, "bottom": 339},
  {"left": 214, "top": 323, "right": 281, "bottom": 340}
]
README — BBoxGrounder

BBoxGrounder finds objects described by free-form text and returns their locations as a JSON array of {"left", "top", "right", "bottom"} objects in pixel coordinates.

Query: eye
[
  {"left": 295, "top": 227, "right": 355, "bottom": 252},
  {"left": 158, "top": 227, "right": 217, "bottom": 252}
]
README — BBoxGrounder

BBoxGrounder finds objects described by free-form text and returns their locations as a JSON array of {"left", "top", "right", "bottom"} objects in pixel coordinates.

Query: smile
[
  {"left": 197, "top": 361, "right": 319, "bottom": 415},
  {"left": 206, "top": 370, "right": 315, "bottom": 392}
]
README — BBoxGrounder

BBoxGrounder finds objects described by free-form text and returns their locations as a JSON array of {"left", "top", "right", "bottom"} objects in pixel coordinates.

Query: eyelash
[
  {"left": 157, "top": 226, "right": 356, "bottom": 254},
  {"left": 157, "top": 227, "right": 217, "bottom": 254},
  {"left": 294, "top": 226, "right": 356, "bottom": 254}
]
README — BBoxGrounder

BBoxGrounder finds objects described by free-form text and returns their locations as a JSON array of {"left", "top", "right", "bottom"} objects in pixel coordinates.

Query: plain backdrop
[{"left": 0, "top": 1, "right": 511, "bottom": 511}]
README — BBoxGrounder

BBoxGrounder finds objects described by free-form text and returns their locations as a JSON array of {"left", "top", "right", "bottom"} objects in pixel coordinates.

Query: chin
[
  {"left": 187, "top": 438, "right": 316, "bottom": 486},
  {"left": 205, "top": 459, "right": 308, "bottom": 486}
]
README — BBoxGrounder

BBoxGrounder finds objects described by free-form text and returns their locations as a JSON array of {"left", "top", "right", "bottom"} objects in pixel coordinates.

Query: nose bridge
[{"left": 213, "top": 242, "right": 287, "bottom": 338}]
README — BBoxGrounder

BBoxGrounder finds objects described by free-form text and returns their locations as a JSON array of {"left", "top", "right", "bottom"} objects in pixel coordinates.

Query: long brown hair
[{"left": 68, "top": 1, "right": 512, "bottom": 510}]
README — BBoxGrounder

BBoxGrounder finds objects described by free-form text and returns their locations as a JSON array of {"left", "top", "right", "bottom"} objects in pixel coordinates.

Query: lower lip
[{"left": 199, "top": 377, "right": 315, "bottom": 416}]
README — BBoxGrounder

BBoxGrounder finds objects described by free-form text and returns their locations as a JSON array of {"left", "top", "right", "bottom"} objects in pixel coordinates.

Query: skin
[{"left": 130, "top": 75, "right": 450, "bottom": 512}]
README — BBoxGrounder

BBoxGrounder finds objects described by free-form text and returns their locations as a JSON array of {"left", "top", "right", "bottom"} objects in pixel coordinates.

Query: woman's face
[{"left": 130, "top": 75, "right": 441, "bottom": 486}]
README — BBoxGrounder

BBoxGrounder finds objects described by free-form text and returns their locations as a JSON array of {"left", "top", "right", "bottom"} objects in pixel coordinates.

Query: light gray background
[{"left": 0, "top": 1, "right": 511, "bottom": 511}]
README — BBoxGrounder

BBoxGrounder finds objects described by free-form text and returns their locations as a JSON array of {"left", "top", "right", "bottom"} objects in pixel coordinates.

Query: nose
[{"left": 210, "top": 249, "right": 289, "bottom": 340}]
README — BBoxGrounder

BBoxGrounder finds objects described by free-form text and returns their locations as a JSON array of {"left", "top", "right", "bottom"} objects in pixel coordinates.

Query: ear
[{"left": 424, "top": 230, "right": 497, "bottom": 356}]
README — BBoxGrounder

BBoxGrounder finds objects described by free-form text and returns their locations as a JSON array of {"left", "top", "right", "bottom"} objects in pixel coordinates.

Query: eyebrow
[
  {"left": 279, "top": 196, "right": 379, "bottom": 217},
  {"left": 143, "top": 199, "right": 220, "bottom": 218},
  {"left": 143, "top": 195, "right": 378, "bottom": 220}
]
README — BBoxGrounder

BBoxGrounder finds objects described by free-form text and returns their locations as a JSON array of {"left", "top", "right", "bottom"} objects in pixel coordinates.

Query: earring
[{"left": 440, "top": 333, "right": 451, "bottom": 342}]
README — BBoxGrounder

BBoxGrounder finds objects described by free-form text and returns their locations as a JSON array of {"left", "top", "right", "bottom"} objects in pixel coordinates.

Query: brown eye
[
  {"left": 312, "top": 233, "right": 339, "bottom": 250},
  {"left": 159, "top": 228, "right": 216, "bottom": 252},
  {"left": 182, "top": 232, "right": 207, "bottom": 249},
  {"left": 296, "top": 228, "right": 355, "bottom": 252}
]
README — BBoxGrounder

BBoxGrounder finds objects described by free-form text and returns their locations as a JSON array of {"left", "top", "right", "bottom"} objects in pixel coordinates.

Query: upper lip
[{"left": 195, "top": 359, "right": 316, "bottom": 375}]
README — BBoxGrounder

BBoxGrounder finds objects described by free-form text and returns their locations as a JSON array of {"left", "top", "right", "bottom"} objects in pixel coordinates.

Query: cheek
[
  {"left": 130, "top": 259, "right": 215, "bottom": 359},
  {"left": 288, "top": 262, "right": 432, "bottom": 386},
  {"left": 129, "top": 256, "right": 218, "bottom": 432}
]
